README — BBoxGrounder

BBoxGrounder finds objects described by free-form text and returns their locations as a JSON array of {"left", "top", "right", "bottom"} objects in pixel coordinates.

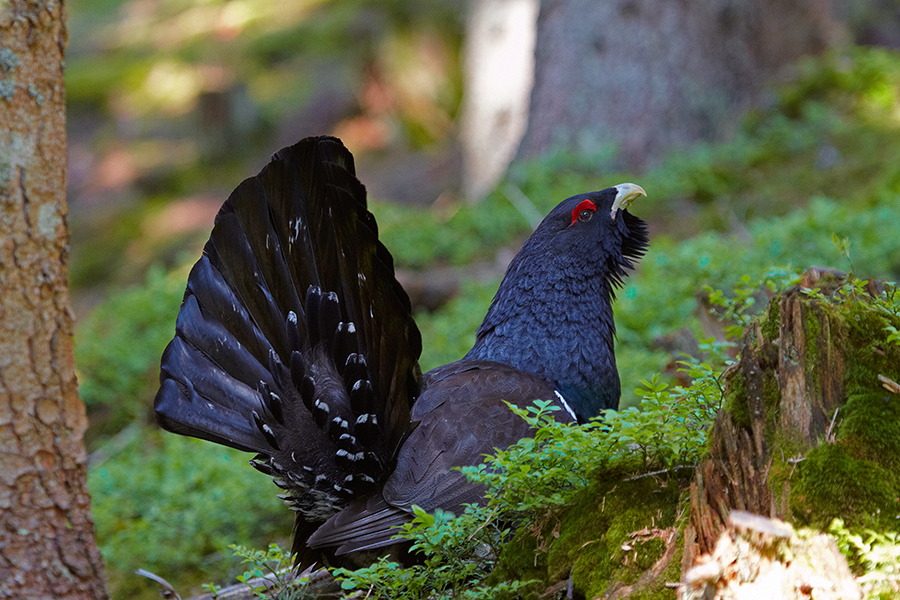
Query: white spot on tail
[{"left": 356, "top": 414, "right": 377, "bottom": 426}]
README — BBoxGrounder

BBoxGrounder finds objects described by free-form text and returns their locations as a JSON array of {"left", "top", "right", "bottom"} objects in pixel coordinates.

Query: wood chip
[{"left": 878, "top": 374, "right": 900, "bottom": 394}]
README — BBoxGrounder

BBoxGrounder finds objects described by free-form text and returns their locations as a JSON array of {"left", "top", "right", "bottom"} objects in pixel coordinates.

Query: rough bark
[
  {"left": 688, "top": 274, "right": 850, "bottom": 560},
  {"left": 0, "top": 1, "right": 108, "bottom": 598},
  {"left": 518, "top": 0, "right": 844, "bottom": 171}
]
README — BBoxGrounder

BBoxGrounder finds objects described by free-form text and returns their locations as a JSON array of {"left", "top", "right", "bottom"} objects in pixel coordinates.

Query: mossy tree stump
[{"left": 687, "top": 269, "right": 900, "bottom": 568}]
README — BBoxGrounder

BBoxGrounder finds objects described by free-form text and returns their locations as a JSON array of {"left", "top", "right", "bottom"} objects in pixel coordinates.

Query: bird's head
[
  {"left": 468, "top": 183, "right": 649, "bottom": 418},
  {"left": 527, "top": 183, "right": 649, "bottom": 285}
]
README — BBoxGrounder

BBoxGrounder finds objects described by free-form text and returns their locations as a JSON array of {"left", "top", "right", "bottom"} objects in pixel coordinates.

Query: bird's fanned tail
[{"left": 154, "top": 137, "right": 423, "bottom": 528}]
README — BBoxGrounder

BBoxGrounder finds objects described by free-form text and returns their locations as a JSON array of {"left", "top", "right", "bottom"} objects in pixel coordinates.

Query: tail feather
[
  {"left": 174, "top": 294, "right": 274, "bottom": 395},
  {"left": 185, "top": 255, "right": 277, "bottom": 363},
  {"left": 154, "top": 136, "right": 422, "bottom": 523},
  {"left": 206, "top": 210, "right": 294, "bottom": 361},
  {"left": 306, "top": 494, "right": 411, "bottom": 555},
  {"left": 161, "top": 334, "right": 264, "bottom": 418},
  {"left": 154, "top": 376, "right": 267, "bottom": 453}
]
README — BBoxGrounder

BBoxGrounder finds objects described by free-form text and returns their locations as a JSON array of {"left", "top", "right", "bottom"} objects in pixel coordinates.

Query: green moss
[
  {"left": 631, "top": 533, "right": 685, "bottom": 600},
  {"left": 762, "top": 370, "right": 782, "bottom": 442},
  {"left": 784, "top": 286, "right": 900, "bottom": 532},
  {"left": 493, "top": 469, "right": 686, "bottom": 599},
  {"left": 762, "top": 299, "right": 782, "bottom": 345},
  {"left": 767, "top": 423, "right": 820, "bottom": 514},
  {"left": 791, "top": 442, "right": 900, "bottom": 531},
  {"left": 836, "top": 293, "right": 900, "bottom": 469},
  {"left": 842, "top": 299, "right": 900, "bottom": 396},
  {"left": 840, "top": 391, "right": 900, "bottom": 472},
  {"left": 564, "top": 478, "right": 680, "bottom": 597},
  {"left": 724, "top": 368, "right": 751, "bottom": 429}
]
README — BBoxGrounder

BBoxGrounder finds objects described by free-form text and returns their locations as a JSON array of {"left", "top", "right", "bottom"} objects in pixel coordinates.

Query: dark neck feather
[{"left": 465, "top": 209, "right": 647, "bottom": 421}]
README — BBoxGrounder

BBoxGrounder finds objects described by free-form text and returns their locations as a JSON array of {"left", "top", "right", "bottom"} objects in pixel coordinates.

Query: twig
[
  {"left": 825, "top": 407, "right": 840, "bottom": 443},
  {"left": 467, "top": 506, "right": 499, "bottom": 542},
  {"left": 502, "top": 182, "right": 543, "bottom": 230},
  {"left": 89, "top": 422, "right": 142, "bottom": 467},
  {"left": 622, "top": 465, "right": 696, "bottom": 482},
  {"left": 136, "top": 569, "right": 182, "bottom": 600}
]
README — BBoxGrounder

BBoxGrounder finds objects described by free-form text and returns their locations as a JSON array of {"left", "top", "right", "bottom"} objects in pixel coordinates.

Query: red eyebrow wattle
[{"left": 570, "top": 199, "right": 597, "bottom": 226}]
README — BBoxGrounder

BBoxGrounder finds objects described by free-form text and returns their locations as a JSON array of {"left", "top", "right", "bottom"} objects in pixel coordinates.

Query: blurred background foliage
[{"left": 66, "top": 0, "right": 900, "bottom": 597}]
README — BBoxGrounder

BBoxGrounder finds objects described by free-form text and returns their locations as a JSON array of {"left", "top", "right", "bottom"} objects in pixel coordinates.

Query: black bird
[{"left": 154, "top": 136, "right": 647, "bottom": 561}]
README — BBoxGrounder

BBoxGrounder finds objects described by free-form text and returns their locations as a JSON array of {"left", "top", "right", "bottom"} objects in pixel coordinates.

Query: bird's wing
[
  {"left": 306, "top": 360, "right": 576, "bottom": 554},
  {"left": 386, "top": 360, "right": 575, "bottom": 511},
  {"left": 154, "top": 136, "right": 422, "bottom": 520}
]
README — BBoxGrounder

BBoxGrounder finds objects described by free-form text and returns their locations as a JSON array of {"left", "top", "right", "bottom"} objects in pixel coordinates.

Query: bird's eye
[{"left": 569, "top": 199, "right": 598, "bottom": 226}]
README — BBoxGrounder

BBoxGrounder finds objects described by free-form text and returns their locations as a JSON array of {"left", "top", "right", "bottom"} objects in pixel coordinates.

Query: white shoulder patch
[{"left": 555, "top": 390, "right": 577, "bottom": 421}]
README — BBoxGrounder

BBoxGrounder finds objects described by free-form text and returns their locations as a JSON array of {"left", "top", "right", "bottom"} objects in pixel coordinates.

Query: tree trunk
[
  {"left": 684, "top": 268, "right": 900, "bottom": 597},
  {"left": 688, "top": 276, "right": 849, "bottom": 560},
  {"left": 0, "top": 1, "right": 108, "bottom": 598},
  {"left": 459, "top": 0, "right": 539, "bottom": 200},
  {"left": 518, "top": 0, "right": 844, "bottom": 171}
]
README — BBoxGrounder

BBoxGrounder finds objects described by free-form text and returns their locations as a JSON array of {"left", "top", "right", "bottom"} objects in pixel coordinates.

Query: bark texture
[
  {"left": 519, "top": 0, "right": 844, "bottom": 171},
  {"left": 0, "top": 1, "right": 108, "bottom": 598},
  {"left": 688, "top": 276, "right": 849, "bottom": 560}
]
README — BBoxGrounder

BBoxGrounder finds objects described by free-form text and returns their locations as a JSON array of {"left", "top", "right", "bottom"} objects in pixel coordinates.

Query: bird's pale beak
[{"left": 610, "top": 183, "right": 646, "bottom": 220}]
